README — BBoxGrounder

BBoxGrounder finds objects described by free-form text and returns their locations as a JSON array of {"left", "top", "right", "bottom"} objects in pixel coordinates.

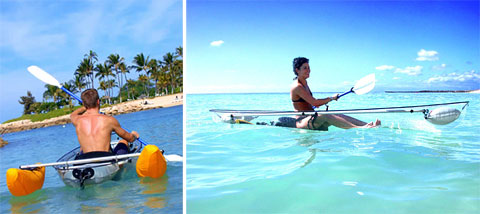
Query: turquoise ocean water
[
  {"left": 0, "top": 105, "right": 183, "bottom": 213},
  {"left": 187, "top": 93, "right": 479, "bottom": 213}
]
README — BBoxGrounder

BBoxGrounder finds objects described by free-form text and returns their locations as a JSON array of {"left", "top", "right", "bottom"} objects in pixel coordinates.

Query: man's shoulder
[
  {"left": 98, "top": 114, "right": 116, "bottom": 120},
  {"left": 100, "top": 114, "right": 120, "bottom": 125},
  {"left": 76, "top": 113, "right": 116, "bottom": 121},
  {"left": 92, "top": 114, "right": 119, "bottom": 130}
]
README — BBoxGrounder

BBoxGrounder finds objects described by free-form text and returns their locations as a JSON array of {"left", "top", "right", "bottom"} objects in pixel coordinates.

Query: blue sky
[
  {"left": 0, "top": 0, "right": 182, "bottom": 122},
  {"left": 186, "top": 0, "right": 479, "bottom": 94}
]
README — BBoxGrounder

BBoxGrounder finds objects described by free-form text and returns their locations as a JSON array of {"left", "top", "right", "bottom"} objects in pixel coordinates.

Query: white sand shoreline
[{"left": 0, "top": 93, "right": 183, "bottom": 134}]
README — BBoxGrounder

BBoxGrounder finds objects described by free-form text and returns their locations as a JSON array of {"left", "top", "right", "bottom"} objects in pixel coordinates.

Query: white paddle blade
[
  {"left": 353, "top": 73, "right": 375, "bottom": 95},
  {"left": 27, "top": 66, "right": 62, "bottom": 88}
]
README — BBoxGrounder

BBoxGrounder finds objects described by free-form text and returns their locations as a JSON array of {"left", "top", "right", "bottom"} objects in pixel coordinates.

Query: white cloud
[
  {"left": 0, "top": 0, "right": 181, "bottom": 58},
  {"left": 394, "top": 65, "right": 423, "bottom": 76},
  {"left": 67, "top": 9, "right": 103, "bottom": 50},
  {"left": 127, "top": 0, "right": 179, "bottom": 43},
  {"left": 375, "top": 65, "right": 395, "bottom": 71},
  {"left": 416, "top": 49, "right": 439, "bottom": 61},
  {"left": 0, "top": 19, "right": 66, "bottom": 60},
  {"left": 210, "top": 40, "right": 224, "bottom": 47},
  {"left": 393, "top": 77, "right": 400, "bottom": 80},
  {"left": 427, "top": 70, "right": 480, "bottom": 83},
  {"left": 70, "top": 0, "right": 179, "bottom": 47},
  {"left": 188, "top": 83, "right": 281, "bottom": 93},
  {"left": 432, "top": 63, "right": 447, "bottom": 70}
]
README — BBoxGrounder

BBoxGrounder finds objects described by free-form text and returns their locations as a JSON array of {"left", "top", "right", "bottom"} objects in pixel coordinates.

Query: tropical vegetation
[{"left": 13, "top": 47, "right": 182, "bottom": 122}]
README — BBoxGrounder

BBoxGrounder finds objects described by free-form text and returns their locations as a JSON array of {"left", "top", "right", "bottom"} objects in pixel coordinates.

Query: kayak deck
[{"left": 210, "top": 101, "right": 469, "bottom": 127}]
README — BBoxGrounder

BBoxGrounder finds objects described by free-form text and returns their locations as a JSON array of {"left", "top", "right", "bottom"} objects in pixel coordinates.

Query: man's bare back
[{"left": 71, "top": 106, "right": 137, "bottom": 153}]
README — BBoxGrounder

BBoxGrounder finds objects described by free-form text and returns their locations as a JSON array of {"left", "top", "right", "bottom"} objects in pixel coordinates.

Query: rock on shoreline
[
  {"left": 0, "top": 137, "right": 8, "bottom": 147},
  {"left": 0, "top": 93, "right": 183, "bottom": 135}
]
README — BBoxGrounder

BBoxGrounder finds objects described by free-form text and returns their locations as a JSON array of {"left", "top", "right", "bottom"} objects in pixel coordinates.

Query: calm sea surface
[
  {"left": 186, "top": 93, "right": 479, "bottom": 214},
  {"left": 0, "top": 105, "right": 183, "bottom": 213}
]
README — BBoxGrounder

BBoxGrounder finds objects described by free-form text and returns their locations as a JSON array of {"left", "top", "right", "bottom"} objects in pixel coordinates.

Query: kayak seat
[
  {"left": 275, "top": 117, "right": 297, "bottom": 128},
  {"left": 75, "top": 151, "right": 114, "bottom": 160}
]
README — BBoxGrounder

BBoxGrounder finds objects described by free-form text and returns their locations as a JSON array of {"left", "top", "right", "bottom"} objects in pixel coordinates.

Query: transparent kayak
[{"left": 52, "top": 140, "right": 142, "bottom": 187}]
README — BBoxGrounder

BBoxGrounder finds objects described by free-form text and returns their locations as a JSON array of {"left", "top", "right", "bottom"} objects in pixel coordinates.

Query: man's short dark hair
[{"left": 81, "top": 89, "right": 99, "bottom": 109}]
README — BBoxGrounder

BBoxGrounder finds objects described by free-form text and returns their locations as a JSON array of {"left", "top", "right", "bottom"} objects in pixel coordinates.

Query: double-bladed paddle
[
  {"left": 27, "top": 65, "right": 182, "bottom": 162},
  {"left": 338, "top": 73, "right": 376, "bottom": 98}
]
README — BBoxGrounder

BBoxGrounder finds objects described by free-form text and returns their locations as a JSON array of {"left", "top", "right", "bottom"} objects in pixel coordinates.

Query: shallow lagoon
[
  {"left": 187, "top": 93, "right": 479, "bottom": 213},
  {"left": 0, "top": 105, "right": 183, "bottom": 213}
]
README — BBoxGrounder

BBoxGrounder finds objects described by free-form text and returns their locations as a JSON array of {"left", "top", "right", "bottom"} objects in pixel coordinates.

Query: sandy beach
[{"left": 0, "top": 93, "right": 183, "bottom": 134}]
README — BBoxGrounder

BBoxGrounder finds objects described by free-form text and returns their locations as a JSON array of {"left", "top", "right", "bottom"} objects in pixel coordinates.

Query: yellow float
[
  {"left": 136, "top": 145, "right": 167, "bottom": 178},
  {"left": 6, "top": 166, "right": 45, "bottom": 197}
]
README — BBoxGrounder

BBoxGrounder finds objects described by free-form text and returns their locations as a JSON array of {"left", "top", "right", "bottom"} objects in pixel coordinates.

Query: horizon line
[{"left": 187, "top": 89, "right": 480, "bottom": 95}]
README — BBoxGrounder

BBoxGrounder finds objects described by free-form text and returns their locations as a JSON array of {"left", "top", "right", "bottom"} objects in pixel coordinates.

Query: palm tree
[
  {"left": 85, "top": 50, "right": 98, "bottom": 63},
  {"left": 148, "top": 59, "right": 164, "bottom": 96},
  {"left": 163, "top": 52, "right": 176, "bottom": 94},
  {"left": 73, "top": 75, "right": 87, "bottom": 96},
  {"left": 132, "top": 53, "right": 151, "bottom": 97},
  {"left": 19, "top": 91, "right": 36, "bottom": 115},
  {"left": 155, "top": 67, "right": 169, "bottom": 96},
  {"left": 76, "top": 58, "right": 95, "bottom": 88},
  {"left": 106, "top": 79, "right": 117, "bottom": 103},
  {"left": 95, "top": 62, "right": 115, "bottom": 102},
  {"left": 54, "top": 87, "right": 64, "bottom": 109},
  {"left": 43, "top": 85, "right": 63, "bottom": 109},
  {"left": 130, "top": 87, "right": 137, "bottom": 100},
  {"left": 74, "top": 60, "right": 89, "bottom": 88},
  {"left": 62, "top": 80, "right": 78, "bottom": 108},
  {"left": 119, "top": 62, "right": 129, "bottom": 101},
  {"left": 107, "top": 54, "right": 125, "bottom": 102},
  {"left": 174, "top": 46, "right": 183, "bottom": 92},
  {"left": 176, "top": 46, "right": 183, "bottom": 59},
  {"left": 132, "top": 53, "right": 151, "bottom": 76},
  {"left": 99, "top": 81, "right": 108, "bottom": 104},
  {"left": 126, "top": 79, "right": 137, "bottom": 100},
  {"left": 173, "top": 59, "right": 183, "bottom": 92},
  {"left": 84, "top": 50, "right": 98, "bottom": 88},
  {"left": 43, "top": 84, "right": 57, "bottom": 103},
  {"left": 138, "top": 74, "right": 149, "bottom": 97}
]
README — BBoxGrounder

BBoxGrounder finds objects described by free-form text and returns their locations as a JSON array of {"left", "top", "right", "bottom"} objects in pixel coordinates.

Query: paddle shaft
[
  {"left": 20, "top": 153, "right": 140, "bottom": 169},
  {"left": 216, "top": 108, "right": 427, "bottom": 117},
  {"left": 338, "top": 87, "right": 354, "bottom": 98},
  {"left": 20, "top": 153, "right": 182, "bottom": 169},
  {"left": 312, "top": 87, "right": 352, "bottom": 109},
  {"left": 27, "top": 66, "right": 148, "bottom": 146},
  {"left": 61, "top": 86, "right": 81, "bottom": 102}
]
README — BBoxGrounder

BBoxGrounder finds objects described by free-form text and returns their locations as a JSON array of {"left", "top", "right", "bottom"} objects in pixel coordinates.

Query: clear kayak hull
[
  {"left": 210, "top": 101, "right": 469, "bottom": 126},
  {"left": 53, "top": 140, "right": 142, "bottom": 187}
]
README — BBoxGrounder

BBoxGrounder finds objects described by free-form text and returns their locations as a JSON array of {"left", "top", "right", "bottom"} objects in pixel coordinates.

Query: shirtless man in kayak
[{"left": 71, "top": 89, "right": 139, "bottom": 159}]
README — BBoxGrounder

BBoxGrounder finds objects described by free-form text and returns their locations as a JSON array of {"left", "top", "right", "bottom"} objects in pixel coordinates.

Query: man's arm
[
  {"left": 111, "top": 117, "right": 139, "bottom": 143},
  {"left": 70, "top": 106, "right": 86, "bottom": 125}
]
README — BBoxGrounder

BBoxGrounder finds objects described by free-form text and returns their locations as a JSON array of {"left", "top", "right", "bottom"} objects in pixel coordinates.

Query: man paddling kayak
[
  {"left": 282, "top": 57, "right": 381, "bottom": 130},
  {"left": 71, "top": 89, "right": 139, "bottom": 159}
]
